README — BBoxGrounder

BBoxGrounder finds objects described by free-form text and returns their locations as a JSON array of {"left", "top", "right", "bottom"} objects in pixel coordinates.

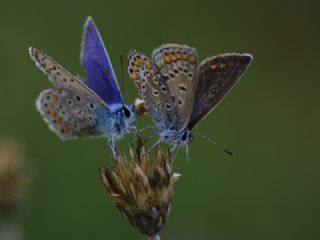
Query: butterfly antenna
[
  {"left": 136, "top": 126, "right": 156, "bottom": 143},
  {"left": 194, "top": 132, "right": 233, "bottom": 156},
  {"left": 137, "top": 125, "right": 155, "bottom": 133},
  {"left": 119, "top": 52, "right": 126, "bottom": 101}
]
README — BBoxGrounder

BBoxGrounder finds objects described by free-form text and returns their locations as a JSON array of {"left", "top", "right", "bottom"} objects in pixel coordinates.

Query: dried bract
[{"left": 100, "top": 139, "right": 180, "bottom": 237}]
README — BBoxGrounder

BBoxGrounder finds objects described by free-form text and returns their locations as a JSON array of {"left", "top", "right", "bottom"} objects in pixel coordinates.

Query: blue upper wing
[{"left": 81, "top": 17, "right": 124, "bottom": 111}]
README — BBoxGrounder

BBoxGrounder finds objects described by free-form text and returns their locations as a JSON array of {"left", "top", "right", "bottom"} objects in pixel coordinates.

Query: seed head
[
  {"left": 0, "top": 142, "right": 26, "bottom": 219},
  {"left": 100, "top": 139, "right": 180, "bottom": 237}
]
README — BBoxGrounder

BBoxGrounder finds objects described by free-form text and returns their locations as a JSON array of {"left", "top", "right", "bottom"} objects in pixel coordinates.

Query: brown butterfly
[{"left": 128, "top": 44, "right": 252, "bottom": 154}]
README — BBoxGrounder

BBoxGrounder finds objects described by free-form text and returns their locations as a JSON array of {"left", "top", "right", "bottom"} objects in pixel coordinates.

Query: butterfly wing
[
  {"left": 187, "top": 53, "right": 252, "bottom": 129},
  {"left": 29, "top": 47, "right": 108, "bottom": 104},
  {"left": 36, "top": 88, "right": 113, "bottom": 139},
  {"left": 151, "top": 44, "right": 199, "bottom": 129},
  {"left": 128, "top": 51, "right": 170, "bottom": 128},
  {"left": 128, "top": 44, "right": 198, "bottom": 131},
  {"left": 81, "top": 17, "right": 124, "bottom": 111},
  {"left": 30, "top": 47, "right": 114, "bottom": 139}
]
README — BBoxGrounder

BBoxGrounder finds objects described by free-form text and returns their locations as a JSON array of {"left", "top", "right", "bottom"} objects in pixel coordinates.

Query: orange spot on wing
[
  {"left": 210, "top": 64, "right": 217, "bottom": 70},
  {"left": 220, "top": 63, "right": 226, "bottom": 68},
  {"left": 55, "top": 117, "right": 62, "bottom": 124},
  {"left": 61, "top": 125, "right": 70, "bottom": 134},
  {"left": 51, "top": 111, "right": 57, "bottom": 117},
  {"left": 164, "top": 56, "right": 171, "bottom": 63},
  {"left": 132, "top": 65, "right": 139, "bottom": 72},
  {"left": 52, "top": 95, "right": 58, "bottom": 101},
  {"left": 134, "top": 60, "right": 140, "bottom": 67},
  {"left": 182, "top": 54, "right": 188, "bottom": 60},
  {"left": 176, "top": 54, "right": 181, "bottom": 60},
  {"left": 170, "top": 54, "right": 177, "bottom": 61},
  {"left": 131, "top": 72, "right": 138, "bottom": 81},
  {"left": 137, "top": 59, "right": 144, "bottom": 65}
]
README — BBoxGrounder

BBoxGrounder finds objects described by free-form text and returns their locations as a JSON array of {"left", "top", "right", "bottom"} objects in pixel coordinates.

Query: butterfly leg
[
  {"left": 130, "top": 126, "right": 137, "bottom": 135},
  {"left": 143, "top": 132, "right": 158, "bottom": 143},
  {"left": 147, "top": 139, "right": 161, "bottom": 154},
  {"left": 137, "top": 125, "right": 155, "bottom": 133},
  {"left": 129, "top": 126, "right": 137, "bottom": 145},
  {"left": 137, "top": 126, "right": 157, "bottom": 143},
  {"left": 129, "top": 130, "right": 136, "bottom": 147},
  {"left": 111, "top": 134, "right": 116, "bottom": 158},
  {"left": 107, "top": 135, "right": 117, "bottom": 159}
]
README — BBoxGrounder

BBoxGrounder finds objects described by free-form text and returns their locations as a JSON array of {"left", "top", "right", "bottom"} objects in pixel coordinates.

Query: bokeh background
[{"left": 0, "top": 0, "right": 319, "bottom": 239}]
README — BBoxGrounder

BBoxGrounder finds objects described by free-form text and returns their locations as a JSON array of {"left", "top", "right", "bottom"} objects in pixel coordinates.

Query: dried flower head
[
  {"left": 0, "top": 142, "right": 26, "bottom": 219},
  {"left": 100, "top": 139, "right": 180, "bottom": 238}
]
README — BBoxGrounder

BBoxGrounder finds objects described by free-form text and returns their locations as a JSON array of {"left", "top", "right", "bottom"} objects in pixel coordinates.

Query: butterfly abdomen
[{"left": 92, "top": 108, "right": 118, "bottom": 136}]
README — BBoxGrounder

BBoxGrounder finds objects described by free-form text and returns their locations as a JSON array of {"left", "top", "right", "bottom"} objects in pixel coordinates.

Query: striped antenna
[{"left": 194, "top": 132, "right": 233, "bottom": 156}]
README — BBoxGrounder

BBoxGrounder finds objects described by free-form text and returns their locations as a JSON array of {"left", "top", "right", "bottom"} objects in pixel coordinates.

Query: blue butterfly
[{"left": 30, "top": 17, "right": 136, "bottom": 151}]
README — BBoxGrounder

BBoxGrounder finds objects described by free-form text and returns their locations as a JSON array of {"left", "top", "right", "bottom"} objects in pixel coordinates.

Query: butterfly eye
[
  {"left": 181, "top": 132, "right": 188, "bottom": 142},
  {"left": 122, "top": 106, "right": 131, "bottom": 118}
]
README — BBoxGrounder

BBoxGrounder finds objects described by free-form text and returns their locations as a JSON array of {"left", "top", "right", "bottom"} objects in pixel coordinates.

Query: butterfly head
[
  {"left": 179, "top": 129, "right": 193, "bottom": 146},
  {"left": 121, "top": 104, "right": 136, "bottom": 132},
  {"left": 160, "top": 128, "right": 192, "bottom": 147},
  {"left": 180, "top": 129, "right": 192, "bottom": 145}
]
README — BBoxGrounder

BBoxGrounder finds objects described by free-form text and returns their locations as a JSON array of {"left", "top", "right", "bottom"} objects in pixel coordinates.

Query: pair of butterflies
[{"left": 30, "top": 17, "right": 252, "bottom": 154}]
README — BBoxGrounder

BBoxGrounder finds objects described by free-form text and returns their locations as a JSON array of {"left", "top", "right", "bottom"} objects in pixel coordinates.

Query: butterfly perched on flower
[
  {"left": 128, "top": 44, "right": 252, "bottom": 152},
  {"left": 30, "top": 17, "right": 137, "bottom": 150}
]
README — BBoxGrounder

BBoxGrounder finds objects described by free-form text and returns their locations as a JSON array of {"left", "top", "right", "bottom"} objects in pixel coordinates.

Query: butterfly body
[
  {"left": 31, "top": 17, "right": 136, "bottom": 145},
  {"left": 93, "top": 105, "right": 136, "bottom": 141},
  {"left": 128, "top": 44, "right": 252, "bottom": 149}
]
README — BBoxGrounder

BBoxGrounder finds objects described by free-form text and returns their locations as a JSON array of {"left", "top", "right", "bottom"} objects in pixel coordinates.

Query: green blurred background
[{"left": 0, "top": 0, "right": 319, "bottom": 239}]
